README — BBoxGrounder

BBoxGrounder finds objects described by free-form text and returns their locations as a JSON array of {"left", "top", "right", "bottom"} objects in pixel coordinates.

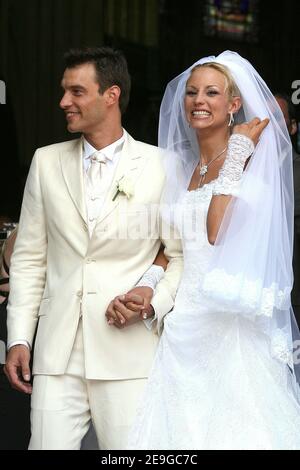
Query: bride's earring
[{"left": 228, "top": 112, "right": 234, "bottom": 127}]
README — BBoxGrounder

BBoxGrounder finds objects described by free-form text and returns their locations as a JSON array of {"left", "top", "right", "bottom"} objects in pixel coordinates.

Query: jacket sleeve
[{"left": 7, "top": 149, "right": 47, "bottom": 347}]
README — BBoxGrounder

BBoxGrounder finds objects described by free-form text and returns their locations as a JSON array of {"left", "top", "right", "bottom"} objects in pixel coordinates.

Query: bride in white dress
[{"left": 128, "top": 51, "right": 300, "bottom": 450}]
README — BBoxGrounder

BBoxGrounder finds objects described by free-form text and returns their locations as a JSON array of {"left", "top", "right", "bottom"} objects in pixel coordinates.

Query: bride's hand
[{"left": 233, "top": 117, "right": 269, "bottom": 146}]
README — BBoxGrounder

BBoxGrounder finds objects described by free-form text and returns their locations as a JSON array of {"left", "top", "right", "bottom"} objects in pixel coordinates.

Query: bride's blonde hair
[{"left": 191, "top": 62, "right": 241, "bottom": 99}]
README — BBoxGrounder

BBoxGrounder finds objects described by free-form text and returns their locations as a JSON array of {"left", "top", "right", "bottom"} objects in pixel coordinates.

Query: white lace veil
[{"left": 159, "top": 51, "right": 300, "bottom": 392}]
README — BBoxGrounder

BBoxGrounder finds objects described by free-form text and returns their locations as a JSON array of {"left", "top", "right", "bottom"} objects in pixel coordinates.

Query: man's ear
[
  {"left": 105, "top": 85, "right": 121, "bottom": 107},
  {"left": 290, "top": 118, "right": 298, "bottom": 136}
]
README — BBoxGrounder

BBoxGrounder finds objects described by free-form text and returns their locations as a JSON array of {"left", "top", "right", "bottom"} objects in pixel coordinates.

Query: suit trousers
[{"left": 29, "top": 319, "right": 147, "bottom": 450}]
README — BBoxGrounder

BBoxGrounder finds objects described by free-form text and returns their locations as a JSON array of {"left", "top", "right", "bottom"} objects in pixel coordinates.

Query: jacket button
[{"left": 76, "top": 291, "right": 83, "bottom": 297}]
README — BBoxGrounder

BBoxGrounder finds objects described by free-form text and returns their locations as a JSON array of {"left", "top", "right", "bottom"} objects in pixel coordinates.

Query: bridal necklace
[{"left": 198, "top": 145, "right": 227, "bottom": 186}]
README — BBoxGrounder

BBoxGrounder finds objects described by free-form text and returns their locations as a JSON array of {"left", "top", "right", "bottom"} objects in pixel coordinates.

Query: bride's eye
[
  {"left": 207, "top": 90, "right": 218, "bottom": 96},
  {"left": 186, "top": 90, "right": 197, "bottom": 96}
]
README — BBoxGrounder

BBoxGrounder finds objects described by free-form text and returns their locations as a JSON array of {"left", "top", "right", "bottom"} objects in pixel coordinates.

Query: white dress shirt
[{"left": 83, "top": 132, "right": 125, "bottom": 237}]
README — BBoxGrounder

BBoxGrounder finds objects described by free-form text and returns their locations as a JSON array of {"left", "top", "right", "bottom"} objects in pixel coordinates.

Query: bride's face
[{"left": 184, "top": 67, "right": 237, "bottom": 131}]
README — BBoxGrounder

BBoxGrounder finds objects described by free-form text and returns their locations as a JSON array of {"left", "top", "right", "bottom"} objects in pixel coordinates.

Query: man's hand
[
  {"left": 4, "top": 345, "right": 32, "bottom": 394},
  {"left": 105, "top": 287, "right": 154, "bottom": 329},
  {"left": 233, "top": 117, "right": 269, "bottom": 146}
]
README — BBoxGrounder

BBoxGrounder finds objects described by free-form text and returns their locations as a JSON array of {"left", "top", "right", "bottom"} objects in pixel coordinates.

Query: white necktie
[{"left": 87, "top": 152, "right": 107, "bottom": 191}]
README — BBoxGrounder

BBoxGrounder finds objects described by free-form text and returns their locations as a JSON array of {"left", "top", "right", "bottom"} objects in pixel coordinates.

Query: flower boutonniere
[{"left": 112, "top": 176, "right": 135, "bottom": 201}]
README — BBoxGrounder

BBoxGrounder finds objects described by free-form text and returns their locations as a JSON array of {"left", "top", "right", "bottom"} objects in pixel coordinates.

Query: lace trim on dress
[{"left": 202, "top": 268, "right": 291, "bottom": 317}]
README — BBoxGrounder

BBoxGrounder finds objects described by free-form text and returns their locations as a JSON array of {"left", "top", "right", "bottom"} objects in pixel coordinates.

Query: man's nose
[{"left": 60, "top": 92, "right": 72, "bottom": 109}]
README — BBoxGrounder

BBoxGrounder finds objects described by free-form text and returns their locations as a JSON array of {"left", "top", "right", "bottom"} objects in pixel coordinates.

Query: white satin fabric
[{"left": 128, "top": 183, "right": 300, "bottom": 450}]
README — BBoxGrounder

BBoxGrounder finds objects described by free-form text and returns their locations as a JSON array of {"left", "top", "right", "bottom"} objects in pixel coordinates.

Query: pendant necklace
[{"left": 198, "top": 145, "right": 227, "bottom": 187}]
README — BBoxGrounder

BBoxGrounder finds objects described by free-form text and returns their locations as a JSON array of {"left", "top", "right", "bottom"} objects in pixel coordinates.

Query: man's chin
[{"left": 67, "top": 124, "right": 81, "bottom": 134}]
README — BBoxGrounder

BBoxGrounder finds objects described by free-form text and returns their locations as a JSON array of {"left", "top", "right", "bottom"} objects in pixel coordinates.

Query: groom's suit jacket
[{"left": 7, "top": 131, "right": 183, "bottom": 379}]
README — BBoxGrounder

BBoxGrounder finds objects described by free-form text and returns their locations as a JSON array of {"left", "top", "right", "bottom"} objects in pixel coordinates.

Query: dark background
[{"left": 0, "top": 0, "right": 299, "bottom": 220}]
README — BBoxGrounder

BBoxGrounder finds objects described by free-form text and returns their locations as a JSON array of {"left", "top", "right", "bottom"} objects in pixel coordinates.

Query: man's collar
[{"left": 83, "top": 130, "right": 125, "bottom": 161}]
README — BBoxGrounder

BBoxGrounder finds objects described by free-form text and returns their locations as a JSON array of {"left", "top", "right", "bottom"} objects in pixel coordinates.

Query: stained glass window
[{"left": 203, "top": 0, "right": 260, "bottom": 43}]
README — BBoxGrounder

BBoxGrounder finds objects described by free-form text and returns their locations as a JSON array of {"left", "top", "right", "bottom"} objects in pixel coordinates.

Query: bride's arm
[
  {"left": 207, "top": 194, "right": 232, "bottom": 245},
  {"left": 207, "top": 118, "right": 269, "bottom": 245}
]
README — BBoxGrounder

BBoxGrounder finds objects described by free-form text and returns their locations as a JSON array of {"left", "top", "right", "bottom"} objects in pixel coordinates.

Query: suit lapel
[
  {"left": 59, "top": 137, "right": 87, "bottom": 223},
  {"left": 96, "top": 131, "right": 146, "bottom": 225}
]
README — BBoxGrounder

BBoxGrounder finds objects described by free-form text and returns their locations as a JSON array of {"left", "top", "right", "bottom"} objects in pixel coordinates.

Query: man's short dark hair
[{"left": 63, "top": 46, "right": 131, "bottom": 114}]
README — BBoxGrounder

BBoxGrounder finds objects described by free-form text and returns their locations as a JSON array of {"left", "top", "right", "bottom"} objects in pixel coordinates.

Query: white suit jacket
[{"left": 7, "top": 131, "right": 183, "bottom": 379}]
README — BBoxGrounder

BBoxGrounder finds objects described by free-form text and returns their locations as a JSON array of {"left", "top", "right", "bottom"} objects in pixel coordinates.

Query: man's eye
[{"left": 73, "top": 90, "right": 82, "bottom": 95}]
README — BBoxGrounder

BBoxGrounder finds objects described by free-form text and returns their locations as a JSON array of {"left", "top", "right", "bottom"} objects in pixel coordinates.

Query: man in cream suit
[{"left": 4, "top": 47, "right": 183, "bottom": 449}]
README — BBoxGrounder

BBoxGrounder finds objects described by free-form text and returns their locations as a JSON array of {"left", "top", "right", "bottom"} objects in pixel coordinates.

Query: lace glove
[
  {"left": 212, "top": 134, "right": 255, "bottom": 196},
  {"left": 135, "top": 265, "right": 165, "bottom": 291},
  {"left": 135, "top": 265, "right": 164, "bottom": 330}
]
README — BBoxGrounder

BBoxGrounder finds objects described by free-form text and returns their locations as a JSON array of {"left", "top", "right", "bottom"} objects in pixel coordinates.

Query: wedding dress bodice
[{"left": 173, "top": 182, "right": 215, "bottom": 313}]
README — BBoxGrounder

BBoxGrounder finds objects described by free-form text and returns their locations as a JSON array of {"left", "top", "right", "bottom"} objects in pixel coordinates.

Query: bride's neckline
[{"left": 187, "top": 176, "right": 218, "bottom": 193}]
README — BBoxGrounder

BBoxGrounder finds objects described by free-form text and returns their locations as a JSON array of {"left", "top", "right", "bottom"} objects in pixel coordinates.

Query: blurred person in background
[
  {"left": 0, "top": 228, "right": 31, "bottom": 450},
  {"left": 275, "top": 92, "right": 300, "bottom": 326}
]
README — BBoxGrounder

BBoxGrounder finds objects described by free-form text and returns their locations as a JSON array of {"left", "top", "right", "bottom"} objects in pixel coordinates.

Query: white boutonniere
[{"left": 112, "top": 176, "right": 134, "bottom": 201}]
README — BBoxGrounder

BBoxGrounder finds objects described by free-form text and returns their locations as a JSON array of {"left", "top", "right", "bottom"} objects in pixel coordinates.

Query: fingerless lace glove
[
  {"left": 212, "top": 134, "right": 255, "bottom": 196},
  {"left": 135, "top": 265, "right": 165, "bottom": 291}
]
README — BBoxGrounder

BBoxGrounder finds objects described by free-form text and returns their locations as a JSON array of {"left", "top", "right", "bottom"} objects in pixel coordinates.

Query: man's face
[
  {"left": 275, "top": 97, "right": 297, "bottom": 136},
  {"left": 60, "top": 63, "right": 107, "bottom": 134}
]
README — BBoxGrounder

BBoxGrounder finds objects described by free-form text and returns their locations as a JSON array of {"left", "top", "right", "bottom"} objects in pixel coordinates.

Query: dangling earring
[{"left": 228, "top": 112, "right": 234, "bottom": 127}]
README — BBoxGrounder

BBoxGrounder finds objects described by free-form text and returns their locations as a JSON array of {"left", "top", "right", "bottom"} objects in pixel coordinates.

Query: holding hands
[
  {"left": 105, "top": 286, "right": 154, "bottom": 329},
  {"left": 106, "top": 261, "right": 166, "bottom": 329}
]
